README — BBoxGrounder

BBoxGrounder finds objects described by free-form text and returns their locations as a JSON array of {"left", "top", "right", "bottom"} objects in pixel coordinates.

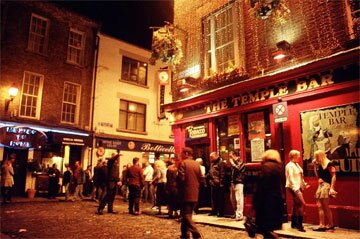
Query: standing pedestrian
[
  {"left": 166, "top": 159, "right": 179, "bottom": 218},
  {"left": 177, "top": 147, "right": 204, "bottom": 239},
  {"left": 62, "top": 163, "right": 73, "bottom": 202},
  {"left": 83, "top": 165, "right": 93, "bottom": 196},
  {"left": 253, "top": 149, "right": 284, "bottom": 239},
  {"left": 229, "top": 150, "right": 246, "bottom": 221},
  {"left": 73, "top": 161, "right": 85, "bottom": 200},
  {"left": 1, "top": 154, "right": 15, "bottom": 204},
  {"left": 194, "top": 158, "right": 206, "bottom": 214},
  {"left": 47, "top": 163, "right": 60, "bottom": 199},
  {"left": 120, "top": 164, "right": 129, "bottom": 202},
  {"left": 285, "top": 150, "right": 309, "bottom": 232},
  {"left": 312, "top": 149, "right": 337, "bottom": 231},
  {"left": 126, "top": 157, "right": 144, "bottom": 215},
  {"left": 97, "top": 153, "right": 121, "bottom": 215},
  {"left": 154, "top": 159, "right": 167, "bottom": 215},
  {"left": 208, "top": 151, "right": 226, "bottom": 217},
  {"left": 91, "top": 159, "right": 102, "bottom": 201},
  {"left": 142, "top": 161, "right": 154, "bottom": 203},
  {"left": 97, "top": 159, "right": 108, "bottom": 203}
]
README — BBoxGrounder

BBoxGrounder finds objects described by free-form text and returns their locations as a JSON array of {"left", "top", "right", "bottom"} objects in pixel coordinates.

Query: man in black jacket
[
  {"left": 229, "top": 150, "right": 246, "bottom": 221},
  {"left": 208, "top": 151, "right": 226, "bottom": 217},
  {"left": 97, "top": 152, "right": 121, "bottom": 215}
]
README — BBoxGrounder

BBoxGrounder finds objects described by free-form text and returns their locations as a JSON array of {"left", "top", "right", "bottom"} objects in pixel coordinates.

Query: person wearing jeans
[{"left": 229, "top": 151, "right": 246, "bottom": 221}]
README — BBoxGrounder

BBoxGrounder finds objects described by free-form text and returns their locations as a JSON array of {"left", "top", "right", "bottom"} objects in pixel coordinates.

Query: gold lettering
[
  {"left": 232, "top": 97, "right": 241, "bottom": 107},
  {"left": 278, "top": 86, "right": 289, "bottom": 96},
  {"left": 296, "top": 80, "right": 308, "bottom": 92},
  {"left": 269, "top": 88, "right": 279, "bottom": 98},
  {"left": 248, "top": 92, "right": 259, "bottom": 103},
  {"left": 321, "top": 74, "right": 334, "bottom": 86},
  {"left": 260, "top": 90, "right": 270, "bottom": 100},
  {"left": 308, "top": 78, "right": 320, "bottom": 89},
  {"left": 221, "top": 100, "right": 228, "bottom": 110},
  {"left": 241, "top": 95, "right": 248, "bottom": 105},
  {"left": 205, "top": 105, "right": 211, "bottom": 113},
  {"left": 212, "top": 101, "right": 221, "bottom": 112}
]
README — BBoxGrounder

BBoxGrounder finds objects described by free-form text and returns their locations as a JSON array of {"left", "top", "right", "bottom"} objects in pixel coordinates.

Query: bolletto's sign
[
  {"left": 0, "top": 126, "right": 47, "bottom": 148},
  {"left": 96, "top": 138, "right": 174, "bottom": 153}
]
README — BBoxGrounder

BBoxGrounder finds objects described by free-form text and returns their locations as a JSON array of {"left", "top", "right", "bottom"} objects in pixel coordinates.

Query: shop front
[
  {"left": 0, "top": 121, "right": 92, "bottom": 196},
  {"left": 164, "top": 49, "right": 359, "bottom": 229},
  {"left": 94, "top": 135, "right": 175, "bottom": 170}
]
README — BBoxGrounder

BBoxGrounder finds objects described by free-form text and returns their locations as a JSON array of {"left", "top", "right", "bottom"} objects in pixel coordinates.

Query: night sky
[{"left": 53, "top": 0, "right": 174, "bottom": 50}]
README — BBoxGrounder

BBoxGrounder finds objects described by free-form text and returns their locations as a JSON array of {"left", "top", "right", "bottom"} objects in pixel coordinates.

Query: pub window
[
  {"left": 19, "top": 71, "right": 44, "bottom": 119},
  {"left": 215, "top": 115, "right": 241, "bottom": 159},
  {"left": 202, "top": 1, "right": 241, "bottom": 77},
  {"left": 242, "top": 109, "right": 272, "bottom": 162},
  {"left": 27, "top": 13, "right": 49, "bottom": 54},
  {"left": 119, "top": 99, "right": 146, "bottom": 132},
  {"left": 67, "top": 29, "right": 85, "bottom": 66},
  {"left": 61, "top": 82, "right": 81, "bottom": 124},
  {"left": 121, "top": 56, "right": 148, "bottom": 86}
]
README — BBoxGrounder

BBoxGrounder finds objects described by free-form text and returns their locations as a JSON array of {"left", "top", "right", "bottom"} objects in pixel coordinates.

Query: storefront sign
[
  {"left": 62, "top": 137, "right": 85, "bottom": 146},
  {"left": 228, "top": 115, "right": 240, "bottom": 136},
  {"left": 0, "top": 126, "right": 47, "bottom": 148},
  {"left": 96, "top": 138, "right": 175, "bottom": 153},
  {"left": 300, "top": 103, "right": 359, "bottom": 176},
  {"left": 175, "top": 64, "right": 358, "bottom": 119},
  {"left": 185, "top": 124, "right": 208, "bottom": 139}
]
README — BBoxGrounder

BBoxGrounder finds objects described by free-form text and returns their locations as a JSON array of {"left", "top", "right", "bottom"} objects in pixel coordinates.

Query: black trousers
[
  {"left": 2, "top": 186, "right": 13, "bottom": 203},
  {"left": 128, "top": 184, "right": 141, "bottom": 213},
  {"left": 210, "top": 186, "right": 225, "bottom": 215},
  {"left": 180, "top": 201, "right": 202, "bottom": 239},
  {"left": 98, "top": 183, "right": 117, "bottom": 212}
]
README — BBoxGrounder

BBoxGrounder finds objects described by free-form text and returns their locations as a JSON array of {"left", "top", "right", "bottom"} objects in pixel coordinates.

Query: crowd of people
[{"left": 0, "top": 147, "right": 338, "bottom": 239}]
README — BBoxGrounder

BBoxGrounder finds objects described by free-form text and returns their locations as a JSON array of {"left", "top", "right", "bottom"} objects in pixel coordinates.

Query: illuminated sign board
[{"left": 0, "top": 126, "right": 47, "bottom": 148}]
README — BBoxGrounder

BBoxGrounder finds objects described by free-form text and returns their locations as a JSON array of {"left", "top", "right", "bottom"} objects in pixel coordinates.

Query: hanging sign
[
  {"left": 273, "top": 101, "right": 288, "bottom": 123},
  {"left": 0, "top": 126, "right": 47, "bottom": 148}
]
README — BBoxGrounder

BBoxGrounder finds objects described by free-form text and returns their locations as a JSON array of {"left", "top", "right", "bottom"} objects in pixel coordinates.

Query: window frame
[
  {"left": 121, "top": 56, "right": 148, "bottom": 86},
  {"left": 118, "top": 99, "right": 146, "bottom": 133},
  {"left": 66, "top": 28, "right": 85, "bottom": 66},
  {"left": 61, "top": 81, "right": 81, "bottom": 125},
  {"left": 19, "top": 71, "right": 44, "bottom": 119},
  {"left": 27, "top": 13, "right": 49, "bottom": 55},
  {"left": 202, "top": 2, "right": 241, "bottom": 77}
]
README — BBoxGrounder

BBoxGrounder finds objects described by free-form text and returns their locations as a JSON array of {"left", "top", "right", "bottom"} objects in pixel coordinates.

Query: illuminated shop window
[
  {"left": 27, "top": 13, "right": 49, "bottom": 54},
  {"left": 20, "top": 71, "right": 43, "bottom": 119},
  {"left": 202, "top": 2, "right": 241, "bottom": 76},
  {"left": 216, "top": 115, "right": 241, "bottom": 159},
  {"left": 61, "top": 82, "right": 80, "bottom": 124},
  {"left": 121, "top": 56, "right": 148, "bottom": 86},
  {"left": 119, "top": 99, "right": 146, "bottom": 132},
  {"left": 67, "top": 29, "right": 85, "bottom": 65}
]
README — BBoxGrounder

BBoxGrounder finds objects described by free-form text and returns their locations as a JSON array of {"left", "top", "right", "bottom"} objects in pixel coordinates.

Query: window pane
[
  {"left": 28, "top": 15, "right": 48, "bottom": 54},
  {"left": 119, "top": 100, "right": 146, "bottom": 132},
  {"left": 121, "top": 56, "right": 147, "bottom": 85},
  {"left": 61, "top": 82, "right": 79, "bottom": 123}
]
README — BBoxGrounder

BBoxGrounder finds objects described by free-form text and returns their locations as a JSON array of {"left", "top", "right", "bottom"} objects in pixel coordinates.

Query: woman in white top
[{"left": 285, "top": 150, "right": 309, "bottom": 232}]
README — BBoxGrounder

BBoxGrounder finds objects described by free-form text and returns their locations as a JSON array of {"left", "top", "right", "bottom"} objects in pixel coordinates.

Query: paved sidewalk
[{"left": 142, "top": 207, "right": 360, "bottom": 239}]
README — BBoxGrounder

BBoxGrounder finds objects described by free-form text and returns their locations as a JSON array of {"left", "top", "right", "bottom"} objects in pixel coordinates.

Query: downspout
[{"left": 90, "top": 30, "right": 100, "bottom": 167}]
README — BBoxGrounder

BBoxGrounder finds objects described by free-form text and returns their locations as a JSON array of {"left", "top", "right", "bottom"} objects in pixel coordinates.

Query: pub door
[{"left": 3, "top": 147, "right": 28, "bottom": 196}]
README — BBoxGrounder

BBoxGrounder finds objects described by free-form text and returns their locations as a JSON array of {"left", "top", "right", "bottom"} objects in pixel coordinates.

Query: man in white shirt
[{"left": 142, "top": 162, "right": 154, "bottom": 203}]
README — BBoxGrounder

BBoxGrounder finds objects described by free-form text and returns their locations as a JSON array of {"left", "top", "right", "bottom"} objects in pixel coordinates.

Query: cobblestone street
[{"left": 1, "top": 198, "right": 250, "bottom": 239}]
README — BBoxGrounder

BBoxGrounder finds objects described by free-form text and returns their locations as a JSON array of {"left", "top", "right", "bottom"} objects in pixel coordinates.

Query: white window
[
  {"left": 19, "top": 71, "right": 43, "bottom": 119},
  {"left": 67, "top": 29, "right": 85, "bottom": 65},
  {"left": 27, "top": 14, "right": 49, "bottom": 54},
  {"left": 61, "top": 82, "right": 81, "bottom": 124},
  {"left": 203, "top": 2, "right": 241, "bottom": 76},
  {"left": 119, "top": 100, "right": 146, "bottom": 132},
  {"left": 121, "top": 56, "right": 148, "bottom": 85}
]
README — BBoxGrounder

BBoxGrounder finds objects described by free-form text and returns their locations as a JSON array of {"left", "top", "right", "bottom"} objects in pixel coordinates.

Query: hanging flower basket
[
  {"left": 149, "top": 24, "right": 183, "bottom": 67},
  {"left": 252, "top": 0, "right": 290, "bottom": 24}
]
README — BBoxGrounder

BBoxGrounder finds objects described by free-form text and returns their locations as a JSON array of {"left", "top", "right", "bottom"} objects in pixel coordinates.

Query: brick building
[
  {"left": 163, "top": 0, "right": 359, "bottom": 229},
  {"left": 0, "top": 1, "right": 100, "bottom": 195}
]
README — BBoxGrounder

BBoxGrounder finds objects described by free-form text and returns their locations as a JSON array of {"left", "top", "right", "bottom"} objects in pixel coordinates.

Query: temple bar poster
[{"left": 300, "top": 103, "right": 359, "bottom": 176}]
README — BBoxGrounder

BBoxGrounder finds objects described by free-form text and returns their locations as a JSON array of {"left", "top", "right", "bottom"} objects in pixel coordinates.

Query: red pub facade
[{"left": 164, "top": 0, "right": 360, "bottom": 229}]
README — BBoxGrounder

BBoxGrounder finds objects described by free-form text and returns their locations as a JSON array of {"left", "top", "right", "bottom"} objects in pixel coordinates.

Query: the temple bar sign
[{"left": 273, "top": 102, "right": 288, "bottom": 123}]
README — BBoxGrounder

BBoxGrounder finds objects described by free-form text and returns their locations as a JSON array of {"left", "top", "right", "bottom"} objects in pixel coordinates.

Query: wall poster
[
  {"left": 251, "top": 138, "right": 265, "bottom": 162},
  {"left": 300, "top": 103, "right": 359, "bottom": 176},
  {"left": 248, "top": 112, "right": 265, "bottom": 140}
]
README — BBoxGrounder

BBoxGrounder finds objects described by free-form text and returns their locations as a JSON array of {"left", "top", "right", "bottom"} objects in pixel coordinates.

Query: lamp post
[{"left": 5, "top": 84, "right": 19, "bottom": 112}]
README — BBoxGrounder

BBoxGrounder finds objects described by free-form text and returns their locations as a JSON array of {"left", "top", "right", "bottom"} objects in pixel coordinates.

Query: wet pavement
[{"left": 1, "top": 196, "right": 359, "bottom": 239}]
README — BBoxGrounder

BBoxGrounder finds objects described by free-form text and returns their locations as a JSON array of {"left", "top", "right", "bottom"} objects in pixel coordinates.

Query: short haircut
[
  {"left": 133, "top": 157, "right": 140, "bottom": 164},
  {"left": 182, "top": 147, "right": 193, "bottom": 156}
]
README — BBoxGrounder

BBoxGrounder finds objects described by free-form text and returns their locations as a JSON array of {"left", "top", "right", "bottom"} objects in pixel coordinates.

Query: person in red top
[{"left": 126, "top": 157, "right": 144, "bottom": 215}]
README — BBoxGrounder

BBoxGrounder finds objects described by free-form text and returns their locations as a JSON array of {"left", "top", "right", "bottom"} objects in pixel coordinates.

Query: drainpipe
[{"left": 90, "top": 30, "right": 100, "bottom": 168}]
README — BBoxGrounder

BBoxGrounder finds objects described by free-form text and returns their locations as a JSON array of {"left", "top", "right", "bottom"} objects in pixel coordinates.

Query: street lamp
[{"left": 5, "top": 84, "right": 19, "bottom": 112}]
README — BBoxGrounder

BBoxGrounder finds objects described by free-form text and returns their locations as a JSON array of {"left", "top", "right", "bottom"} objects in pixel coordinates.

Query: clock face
[
  {"left": 128, "top": 141, "right": 135, "bottom": 150},
  {"left": 158, "top": 71, "right": 169, "bottom": 84}
]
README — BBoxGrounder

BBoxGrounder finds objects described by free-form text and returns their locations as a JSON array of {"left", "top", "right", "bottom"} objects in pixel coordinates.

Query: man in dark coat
[
  {"left": 126, "top": 157, "right": 144, "bottom": 215},
  {"left": 253, "top": 149, "right": 284, "bottom": 239},
  {"left": 47, "top": 163, "right": 60, "bottom": 199},
  {"left": 177, "top": 147, "right": 204, "bottom": 239},
  {"left": 208, "top": 151, "right": 226, "bottom": 217},
  {"left": 97, "top": 152, "right": 121, "bottom": 215}
]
